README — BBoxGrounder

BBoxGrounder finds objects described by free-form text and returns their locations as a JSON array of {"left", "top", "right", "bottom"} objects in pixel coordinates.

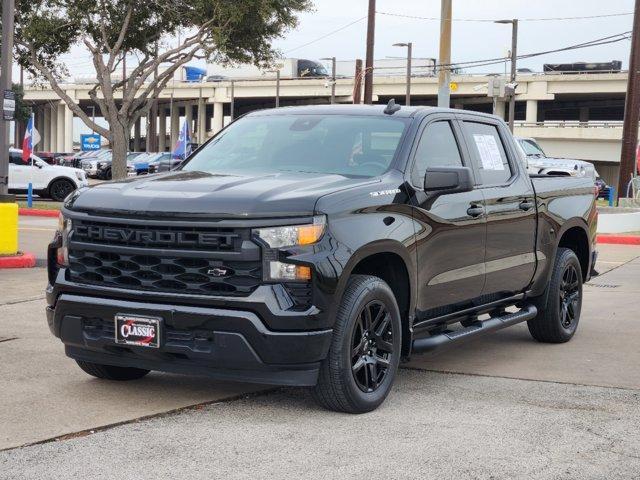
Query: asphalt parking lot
[{"left": 1, "top": 218, "right": 639, "bottom": 479}]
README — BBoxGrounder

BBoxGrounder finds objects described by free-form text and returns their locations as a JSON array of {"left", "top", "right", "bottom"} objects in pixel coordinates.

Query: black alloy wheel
[
  {"left": 49, "top": 179, "right": 75, "bottom": 202},
  {"left": 559, "top": 264, "right": 581, "bottom": 329},
  {"left": 351, "top": 300, "right": 394, "bottom": 393}
]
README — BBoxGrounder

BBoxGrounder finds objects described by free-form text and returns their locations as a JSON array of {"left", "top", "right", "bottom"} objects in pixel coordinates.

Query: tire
[
  {"left": 527, "top": 247, "right": 583, "bottom": 343},
  {"left": 313, "top": 275, "right": 402, "bottom": 413},
  {"left": 76, "top": 360, "right": 150, "bottom": 381},
  {"left": 48, "top": 178, "right": 76, "bottom": 202},
  {"left": 103, "top": 168, "right": 112, "bottom": 180}
]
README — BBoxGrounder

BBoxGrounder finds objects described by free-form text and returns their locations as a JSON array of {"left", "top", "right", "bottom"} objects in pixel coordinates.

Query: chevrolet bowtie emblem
[{"left": 207, "top": 268, "right": 228, "bottom": 277}]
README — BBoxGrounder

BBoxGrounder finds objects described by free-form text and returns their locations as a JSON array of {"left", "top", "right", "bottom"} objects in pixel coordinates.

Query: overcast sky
[{"left": 54, "top": 0, "right": 636, "bottom": 78}]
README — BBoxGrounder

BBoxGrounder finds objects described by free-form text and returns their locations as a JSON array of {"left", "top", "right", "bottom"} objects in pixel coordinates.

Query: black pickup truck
[{"left": 47, "top": 104, "right": 598, "bottom": 413}]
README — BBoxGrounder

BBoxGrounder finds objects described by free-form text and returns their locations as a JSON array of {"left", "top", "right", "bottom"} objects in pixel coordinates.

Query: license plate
[{"left": 115, "top": 314, "right": 160, "bottom": 348}]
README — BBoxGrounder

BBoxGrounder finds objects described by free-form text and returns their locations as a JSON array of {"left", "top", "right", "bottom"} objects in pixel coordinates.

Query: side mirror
[{"left": 424, "top": 166, "right": 474, "bottom": 195}]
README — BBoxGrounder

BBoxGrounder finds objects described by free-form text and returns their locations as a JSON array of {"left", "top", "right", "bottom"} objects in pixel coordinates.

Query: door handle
[
  {"left": 519, "top": 200, "right": 534, "bottom": 211},
  {"left": 467, "top": 205, "right": 485, "bottom": 217}
]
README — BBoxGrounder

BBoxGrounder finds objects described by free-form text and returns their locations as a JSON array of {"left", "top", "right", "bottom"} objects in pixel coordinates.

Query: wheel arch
[
  {"left": 341, "top": 241, "right": 416, "bottom": 357},
  {"left": 46, "top": 175, "right": 77, "bottom": 194}
]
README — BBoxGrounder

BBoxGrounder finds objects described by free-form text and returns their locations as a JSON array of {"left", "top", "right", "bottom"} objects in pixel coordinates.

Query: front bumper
[{"left": 47, "top": 293, "right": 332, "bottom": 386}]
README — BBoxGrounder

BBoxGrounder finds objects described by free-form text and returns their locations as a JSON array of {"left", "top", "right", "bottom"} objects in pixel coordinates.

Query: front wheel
[
  {"left": 528, "top": 248, "right": 583, "bottom": 343},
  {"left": 313, "top": 275, "right": 402, "bottom": 413},
  {"left": 48, "top": 179, "right": 76, "bottom": 202}
]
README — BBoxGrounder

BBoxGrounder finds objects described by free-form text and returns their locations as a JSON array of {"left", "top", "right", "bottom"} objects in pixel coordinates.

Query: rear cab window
[{"left": 463, "top": 121, "right": 513, "bottom": 186}]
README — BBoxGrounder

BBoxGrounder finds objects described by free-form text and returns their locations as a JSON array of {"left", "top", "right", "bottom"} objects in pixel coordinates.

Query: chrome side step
[{"left": 411, "top": 304, "right": 538, "bottom": 354}]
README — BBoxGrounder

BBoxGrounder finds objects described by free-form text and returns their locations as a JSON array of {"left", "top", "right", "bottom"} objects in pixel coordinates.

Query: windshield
[
  {"left": 519, "top": 139, "right": 546, "bottom": 157},
  {"left": 182, "top": 114, "right": 409, "bottom": 178}
]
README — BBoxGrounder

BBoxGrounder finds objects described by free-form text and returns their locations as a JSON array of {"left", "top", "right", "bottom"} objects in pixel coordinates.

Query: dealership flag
[
  {"left": 22, "top": 114, "right": 41, "bottom": 163},
  {"left": 172, "top": 121, "right": 192, "bottom": 160}
]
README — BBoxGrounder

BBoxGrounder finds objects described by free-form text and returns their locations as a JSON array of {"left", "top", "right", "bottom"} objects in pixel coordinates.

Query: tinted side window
[
  {"left": 464, "top": 121, "right": 512, "bottom": 185},
  {"left": 9, "top": 152, "right": 23, "bottom": 165},
  {"left": 412, "top": 121, "right": 463, "bottom": 185}
]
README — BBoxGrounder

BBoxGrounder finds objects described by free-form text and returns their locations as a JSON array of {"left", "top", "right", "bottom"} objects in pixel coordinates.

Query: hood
[
  {"left": 68, "top": 170, "right": 377, "bottom": 218},
  {"left": 46, "top": 164, "right": 85, "bottom": 176}
]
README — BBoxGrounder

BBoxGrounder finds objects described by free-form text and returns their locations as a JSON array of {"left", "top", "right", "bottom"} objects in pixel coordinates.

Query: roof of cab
[{"left": 246, "top": 103, "right": 501, "bottom": 121}]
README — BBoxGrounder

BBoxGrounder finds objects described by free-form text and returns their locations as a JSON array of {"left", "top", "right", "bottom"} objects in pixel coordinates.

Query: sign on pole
[
  {"left": 81, "top": 133, "right": 101, "bottom": 151},
  {"left": 3, "top": 90, "right": 15, "bottom": 121}
]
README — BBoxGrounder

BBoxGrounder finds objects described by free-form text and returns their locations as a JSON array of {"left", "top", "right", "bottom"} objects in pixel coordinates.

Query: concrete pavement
[{"left": 1, "top": 239, "right": 639, "bottom": 478}]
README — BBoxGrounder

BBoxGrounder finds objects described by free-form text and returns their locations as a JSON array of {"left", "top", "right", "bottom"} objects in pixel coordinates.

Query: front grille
[
  {"left": 68, "top": 218, "right": 262, "bottom": 297},
  {"left": 73, "top": 219, "right": 240, "bottom": 252}
]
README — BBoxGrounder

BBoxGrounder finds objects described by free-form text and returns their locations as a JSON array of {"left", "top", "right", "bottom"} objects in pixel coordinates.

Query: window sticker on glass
[{"left": 473, "top": 134, "right": 504, "bottom": 171}]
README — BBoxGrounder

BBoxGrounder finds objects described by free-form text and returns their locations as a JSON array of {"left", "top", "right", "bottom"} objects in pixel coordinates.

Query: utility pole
[
  {"left": 321, "top": 57, "right": 337, "bottom": 104},
  {"left": 0, "top": 0, "right": 15, "bottom": 197},
  {"left": 354, "top": 59, "right": 363, "bottom": 104},
  {"left": 363, "top": 0, "right": 376, "bottom": 104},
  {"left": 393, "top": 43, "right": 412, "bottom": 106},
  {"left": 437, "top": 0, "right": 452, "bottom": 108},
  {"left": 618, "top": 0, "right": 640, "bottom": 200},
  {"left": 275, "top": 70, "right": 281, "bottom": 108},
  {"left": 496, "top": 19, "right": 518, "bottom": 131}
]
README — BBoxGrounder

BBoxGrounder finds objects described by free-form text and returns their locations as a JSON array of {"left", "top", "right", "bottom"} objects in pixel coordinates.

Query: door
[
  {"left": 8, "top": 151, "right": 28, "bottom": 190},
  {"left": 409, "top": 118, "right": 487, "bottom": 318},
  {"left": 461, "top": 119, "right": 537, "bottom": 299}
]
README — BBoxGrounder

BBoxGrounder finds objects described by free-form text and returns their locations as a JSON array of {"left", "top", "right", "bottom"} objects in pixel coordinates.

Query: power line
[
  {"left": 376, "top": 11, "right": 634, "bottom": 23},
  {"left": 432, "top": 31, "right": 632, "bottom": 70},
  {"left": 285, "top": 15, "right": 369, "bottom": 54}
]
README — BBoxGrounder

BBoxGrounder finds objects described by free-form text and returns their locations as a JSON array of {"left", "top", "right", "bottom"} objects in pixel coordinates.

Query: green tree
[
  {"left": 13, "top": 0, "right": 311, "bottom": 179},
  {"left": 11, "top": 83, "right": 31, "bottom": 124}
]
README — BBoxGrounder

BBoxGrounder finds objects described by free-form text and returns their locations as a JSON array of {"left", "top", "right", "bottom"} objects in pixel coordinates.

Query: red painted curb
[
  {"left": 0, "top": 252, "right": 37, "bottom": 269},
  {"left": 19, "top": 208, "right": 60, "bottom": 218},
  {"left": 597, "top": 235, "right": 640, "bottom": 245}
]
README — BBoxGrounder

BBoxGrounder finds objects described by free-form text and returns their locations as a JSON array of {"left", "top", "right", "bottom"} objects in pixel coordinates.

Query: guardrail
[{"left": 515, "top": 121, "right": 624, "bottom": 129}]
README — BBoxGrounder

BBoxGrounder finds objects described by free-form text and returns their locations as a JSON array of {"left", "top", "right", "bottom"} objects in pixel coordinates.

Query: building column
[
  {"left": 525, "top": 100, "right": 538, "bottom": 123},
  {"left": 49, "top": 104, "right": 58, "bottom": 152},
  {"left": 64, "top": 104, "right": 74, "bottom": 152},
  {"left": 42, "top": 106, "right": 51, "bottom": 151},
  {"left": 212, "top": 102, "right": 224, "bottom": 135},
  {"left": 197, "top": 97, "right": 206, "bottom": 144},
  {"left": 185, "top": 103, "right": 193, "bottom": 136},
  {"left": 579, "top": 106, "right": 590, "bottom": 123},
  {"left": 170, "top": 104, "right": 180, "bottom": 150},
  {"left": 158, "top": 108, "right": 167, "bottom": 152},
  {"left": 494, "top": 100, "right": 506, "bottom": 120},
  {"left": 133, "top": 117, "right": 141, "bottom": 151},
  {"left": 56, "top": 104, "right": 65, "bottom": 152},
  {"left": 36, "top": 108, "right": 45, "bottom": 149}
]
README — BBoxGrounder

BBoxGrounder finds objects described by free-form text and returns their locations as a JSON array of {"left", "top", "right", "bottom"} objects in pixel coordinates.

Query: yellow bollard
[{"left": 0, "top": 201, "right": 19, "bottom": 255}]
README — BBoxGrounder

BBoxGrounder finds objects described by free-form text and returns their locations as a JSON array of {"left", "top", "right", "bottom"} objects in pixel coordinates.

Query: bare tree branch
[{"left": 16, "top": 38, "right": 111, "bottom": 139}]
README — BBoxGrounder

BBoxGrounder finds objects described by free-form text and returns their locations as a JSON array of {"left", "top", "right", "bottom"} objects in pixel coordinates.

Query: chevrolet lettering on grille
[{"left": 74, "top": 225, "right": 238, "bottom": 249}]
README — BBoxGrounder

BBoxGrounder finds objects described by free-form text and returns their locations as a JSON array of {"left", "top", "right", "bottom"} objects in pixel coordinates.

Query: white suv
[{"left": 8, "top": 148, "right": 89, "bottom": 201}]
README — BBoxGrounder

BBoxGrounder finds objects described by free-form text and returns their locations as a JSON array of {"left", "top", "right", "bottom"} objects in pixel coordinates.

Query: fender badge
[{"left": 370, "top": 189, "right": 401, "bottom": 197}]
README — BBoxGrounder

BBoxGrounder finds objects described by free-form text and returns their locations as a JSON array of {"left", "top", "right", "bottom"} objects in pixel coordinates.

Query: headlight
[
  {"left": 56, "top": 214, "right": 72, "bottom": 267},
  {"left": 253, "top": 215, "right": 326, "bottom": 248}
]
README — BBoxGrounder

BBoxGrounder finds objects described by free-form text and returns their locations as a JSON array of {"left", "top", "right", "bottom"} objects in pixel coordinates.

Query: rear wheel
[
  {"left": 313, "top": 275, "right": 402, "bottom": 413},
  {"left": 76, "top": 360, "right": 150, "bottom": 381},
  {"left": 528, "top": 248, "right": 583, "bottom": 343},
  {"left": 48, "top": 179, "right": 76, "bottom": 202}
]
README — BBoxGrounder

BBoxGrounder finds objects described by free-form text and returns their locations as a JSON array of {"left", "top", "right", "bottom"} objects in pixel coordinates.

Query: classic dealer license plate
[{"left": 115, "top": 315, "right": 161, "bottom": 348}]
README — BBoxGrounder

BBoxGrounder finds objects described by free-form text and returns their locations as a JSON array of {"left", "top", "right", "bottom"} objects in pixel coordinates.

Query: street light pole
[
  {"left": 275, "top": 70, "right": 280, "bottom": 108},
  {"left": 0, "top": 0, "right": 15, "bottom": 197},
  {"left": 363, "top": 0, "right": 376, "bottom": 104},
  {"left": 393, "top": 43, "right": 412, "bottom": 106},
  {"left": 321, "top": 57, "right": 337, "bottom": 104},
  {"left": 437, "top": 0, "right": 452, "bottom": 108},
  {"left": 496, "top": 19, "right": 518, "bottom": 132}
]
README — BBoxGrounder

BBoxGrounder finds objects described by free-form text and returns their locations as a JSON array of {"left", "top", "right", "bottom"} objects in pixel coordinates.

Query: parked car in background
[
  {"left": 81, "top": 150, "right": 113, "bottom": 179},
  {"left": 36, "top": 152, "right": 73, "bottom": 165},
  {"left": 516, "top": 137, "right": 595, "bottom": 179},
  {"left": 8, "top": 148, "right": 89, "bottom": 201},
  {"left": 151, "top": 155, "right": 183, "bottom": 173},
  {"left": 136, "top": 152, "right": 172, "bottom": 175}
]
